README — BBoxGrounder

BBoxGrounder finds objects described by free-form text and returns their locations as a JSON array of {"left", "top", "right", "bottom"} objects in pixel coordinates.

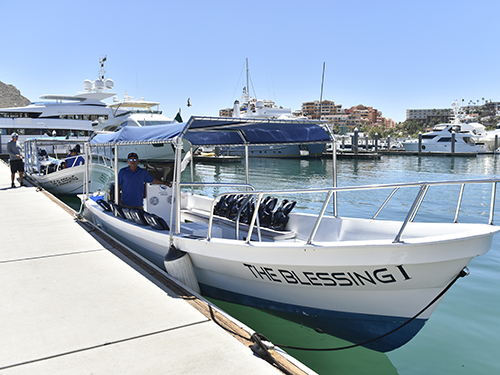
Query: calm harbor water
[{"left": 61, "top": 154, "right": 500, "bottom": 374}]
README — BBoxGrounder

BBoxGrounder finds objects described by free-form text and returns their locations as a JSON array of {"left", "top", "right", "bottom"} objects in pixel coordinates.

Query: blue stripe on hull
[{"left": 201, "top": 283, "right": 427, "bottom": 352}]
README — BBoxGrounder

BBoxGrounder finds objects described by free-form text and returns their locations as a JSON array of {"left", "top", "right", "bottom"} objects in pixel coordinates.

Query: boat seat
[
  {"left": 96, "top": 199, "right": 112, "bottom": 212},
  {"left": 181, "top": 208, "right": 296, "bottom": 241},
  {"left": 121, "top": 207, "right": 134, "bottom": 221},
  {"left": 110, "top": 203, "right": 126, "bottom": 219},
  {"left": 130, "top": 209, "right": 148, "bottom": 226},
  {"left": 144, "top": 212, "right": 170, "bottom": 230}
]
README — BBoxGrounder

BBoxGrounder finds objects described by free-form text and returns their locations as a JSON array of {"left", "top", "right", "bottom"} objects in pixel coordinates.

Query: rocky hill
[{"left": 0, "top": 81, "right": 30, "bottom": 108}]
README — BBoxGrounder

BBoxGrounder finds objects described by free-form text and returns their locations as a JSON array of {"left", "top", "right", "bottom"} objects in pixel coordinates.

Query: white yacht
[
  {"left": 402, "top": 102, "right": 489, "bottom": 154},
  {"left": 477, "top": 123, "right": 500, "bottom": 151},
  {"left": 220, "top": 60, "right": 325, "bottom": 158},
  {"left": 91, "top": 93, "right": 176, "bottom": 161},
  {"left": 93, "top": 93, "right": 173, "bottom": 132},
  {"left": 0, "top": 57, "right": 124, "bottom": 152}
]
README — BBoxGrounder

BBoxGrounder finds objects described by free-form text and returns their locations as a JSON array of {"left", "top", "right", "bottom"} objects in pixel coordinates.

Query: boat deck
[{"left": 0, "top": 161, "right": 312, "bottom": 374}]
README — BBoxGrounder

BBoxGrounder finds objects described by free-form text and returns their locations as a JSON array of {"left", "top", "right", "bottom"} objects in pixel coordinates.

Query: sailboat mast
[{"left": 246, "top": 58, "right": 249, "bottom": 97}]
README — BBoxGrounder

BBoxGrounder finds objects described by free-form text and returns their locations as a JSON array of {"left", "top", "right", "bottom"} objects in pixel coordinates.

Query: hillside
[{"left": 0, "top": 81, "right": 30, "bottom": 108}]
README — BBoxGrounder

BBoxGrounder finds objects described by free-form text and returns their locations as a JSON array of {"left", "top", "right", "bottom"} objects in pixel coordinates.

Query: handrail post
[
  {"left": 307, "top": 190, "right": 334, "bottom": 244},
  {"left": 454, "top": 184, "right": 465, "bottom": 223},
  {"left": 409, "top": 185, "right": 429, "bottom": 222},
  {"left": 489, "top": 182, "right": 497, "bottom": 225},
  {"left": 393, "top": 184, "right": 427, "bottom": 243},
  {"left": 246, "top": 194, "right": 263, "bottom": 244}
]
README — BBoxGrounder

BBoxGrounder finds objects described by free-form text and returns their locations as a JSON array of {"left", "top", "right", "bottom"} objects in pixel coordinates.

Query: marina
[
  {"left": 4, "top": 150, "right": 500, "bottom": 374},
  {"left": 0, "top": 160, "right": 311, "bottom": 375}
]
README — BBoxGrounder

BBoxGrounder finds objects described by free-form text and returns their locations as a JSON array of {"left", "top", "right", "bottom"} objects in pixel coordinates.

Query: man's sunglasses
[{"left": 129, "top": 158, "right": 138, "bottom": 162}]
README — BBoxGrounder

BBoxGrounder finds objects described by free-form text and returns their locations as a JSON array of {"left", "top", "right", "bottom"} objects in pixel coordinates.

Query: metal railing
[{"left": 181, "top": 178, "right": 500, "bottom": 244}]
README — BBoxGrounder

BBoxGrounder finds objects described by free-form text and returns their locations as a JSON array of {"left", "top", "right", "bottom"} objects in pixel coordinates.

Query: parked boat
[
  {"left": 0, "top": 57, "right": 125, "bottom": 153},
  {"left": 477, "top": 123, "right": 500, "bottom": 151},
  {"left": 91, "top": 93, "right": 177, "bottom": 161},
  {"left": 24, "top": 138, "right": 114, "bottom": 195},
  {"left": 219, "top": 59, "right": 325, "bottom": 158},
  {"left": 81, "top": 116, "right": 500, "bottom": 352},
  {"left": 402, "top": 102, "right": 489, "bottom": 153}
]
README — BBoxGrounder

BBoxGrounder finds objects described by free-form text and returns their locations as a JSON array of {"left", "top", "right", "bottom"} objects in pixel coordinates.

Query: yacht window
[
  {"left": 422, "top": 135, "right": 436, "bottom": 139},
  {"left": 437, "top": 137, "right": 453, "bottom": 142}
]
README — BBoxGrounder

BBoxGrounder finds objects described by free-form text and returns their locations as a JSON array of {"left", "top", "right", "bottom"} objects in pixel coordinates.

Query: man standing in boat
[
  {"left": 65, "top": 146, "right": 85, "bottom": 168},
  {"left": 118, "top": 152, "right": 172, "bottom": 210},
  {"left": 7, "top": 133, "right": 26, "bottom": 188}
]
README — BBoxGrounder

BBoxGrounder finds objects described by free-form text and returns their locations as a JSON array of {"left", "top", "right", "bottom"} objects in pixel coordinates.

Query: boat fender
[
  {"left": 164, "top": 246, "right": 201, "bottom": 294},
  {"left": 96, "top": 199, "right": 111, "bottom": 212}
]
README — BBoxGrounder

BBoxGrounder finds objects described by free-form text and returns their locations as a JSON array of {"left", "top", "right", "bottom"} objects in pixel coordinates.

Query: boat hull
[
  {"left": 402, "top": 140, "right": 486, "bottom": 153},
  {"left": 84, "top": 197, "right": 498, "bottom": 351},
  {"left": 221, "top": 144, "right": 325, "bottom": 158},
  {"left": 28, "top": 164, "right": 113, "bottom": 195}
]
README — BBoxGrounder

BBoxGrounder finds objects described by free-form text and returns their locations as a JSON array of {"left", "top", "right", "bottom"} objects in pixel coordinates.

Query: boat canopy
[{"left": 89, "top": 116, "right": 332, "bottom": 147}]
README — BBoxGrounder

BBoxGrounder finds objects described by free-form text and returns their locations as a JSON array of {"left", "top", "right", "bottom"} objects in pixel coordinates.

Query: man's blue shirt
[
  {"left": 66, "top": 154, "right": 85, "bottom": 168},
  {"left": 118, "top": 166, "right": 154, "bottom": 207}
]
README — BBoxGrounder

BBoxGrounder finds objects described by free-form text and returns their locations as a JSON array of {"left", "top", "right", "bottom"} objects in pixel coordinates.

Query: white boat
[
  {"left": 0, "top": 57, "right": 124, "bottom": 153},
  {"left": 24, "top": 138, "right": 114, "bottom": 195},
  {"left": 477, "top": 124, "right": 500, "bottom": 151},
  {"left": 92, "top": 93, "right": 177, "bottom": 161},
  {"left": 81, "top": 116, "right": 500, "bottom": 352},
  {"left": 220, "top": 60, "right": 325, "bottom": 158},
  {"left": 402, "top": 102, "right": 489, "bottom": 153}
]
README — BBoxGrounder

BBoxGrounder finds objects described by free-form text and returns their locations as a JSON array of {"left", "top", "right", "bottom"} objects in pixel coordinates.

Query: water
[{"left": 60, "top": 154, "right": 500, "bottom": 374}]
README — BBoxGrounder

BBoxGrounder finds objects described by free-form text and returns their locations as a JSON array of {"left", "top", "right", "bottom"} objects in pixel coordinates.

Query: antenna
[
  {"left": 319, "top": 62, "right": 326, "bottom": 120},
  {"left": 98, "top": 55, "right": 107, "bottom": 80}
]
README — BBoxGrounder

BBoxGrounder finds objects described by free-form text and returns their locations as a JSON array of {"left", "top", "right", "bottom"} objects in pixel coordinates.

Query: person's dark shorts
[{"left": 10, "top": 159, "right": 24, "bottom": 173}]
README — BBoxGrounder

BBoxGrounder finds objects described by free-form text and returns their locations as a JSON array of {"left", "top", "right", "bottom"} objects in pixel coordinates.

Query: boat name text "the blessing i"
[{"left": 242, "top": 264, "right": 411, "bottom": 287}]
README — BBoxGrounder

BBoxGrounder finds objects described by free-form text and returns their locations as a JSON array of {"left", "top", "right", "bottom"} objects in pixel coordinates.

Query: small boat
[
  {"left": 82, "top": 116, "right": 500, "bottom": 352},
  {"left": 24, "top": 138, "right": 114, "bottom": 195},
  {"left": 402, "top": 102, "right": 489, "bottom": 153}
]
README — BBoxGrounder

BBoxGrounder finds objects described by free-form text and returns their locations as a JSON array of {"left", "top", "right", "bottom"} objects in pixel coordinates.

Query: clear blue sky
[{"left": 1, "top": 0, "right": 499, "bottom": 123}]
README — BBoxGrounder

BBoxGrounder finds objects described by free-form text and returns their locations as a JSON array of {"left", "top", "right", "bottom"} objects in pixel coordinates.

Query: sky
[{"left": 1, "top": 0, "right": 499, "bottom": 123}]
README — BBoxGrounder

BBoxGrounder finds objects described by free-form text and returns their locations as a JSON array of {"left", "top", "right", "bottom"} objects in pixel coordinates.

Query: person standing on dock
[
  {"left": 7, "top": 133, "right": 26, "bottom": 188},
  {"left": 118, "top": 152, "right": 171, "bottom": 210}
]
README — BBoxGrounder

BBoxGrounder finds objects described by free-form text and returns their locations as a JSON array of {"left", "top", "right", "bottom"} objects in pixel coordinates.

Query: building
[
  {"left": 301, "top": 100, "right": 395, "bottom": 131},
  {"left": 406, "top": 108, "right": 452, "bottom": 123}
]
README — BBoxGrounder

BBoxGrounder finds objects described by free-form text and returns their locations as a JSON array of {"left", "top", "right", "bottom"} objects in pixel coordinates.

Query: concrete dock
[{"left": 0, "top": 161, "right": 314, "bottom": 375}]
